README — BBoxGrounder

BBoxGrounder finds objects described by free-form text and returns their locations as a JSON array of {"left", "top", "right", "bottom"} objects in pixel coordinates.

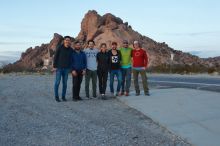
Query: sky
[{"left": 0, "top": 0, "right": 220, "bottom": 63}]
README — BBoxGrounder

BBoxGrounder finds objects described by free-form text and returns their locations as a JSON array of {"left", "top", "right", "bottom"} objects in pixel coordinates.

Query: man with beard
[{"left": 71, "top": 41, "right": 87, "bottom": 101}]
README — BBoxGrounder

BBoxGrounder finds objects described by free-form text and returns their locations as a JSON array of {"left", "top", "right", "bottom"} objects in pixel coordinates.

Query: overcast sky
[{"left": 0, "top": 0, "right": 220, "bottom": 62}]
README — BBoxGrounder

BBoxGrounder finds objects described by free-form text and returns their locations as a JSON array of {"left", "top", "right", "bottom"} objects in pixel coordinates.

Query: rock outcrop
[
  {"left": 2, "top": 33, "right": 71, "bottom": 72},
  {"left": 77, "top": 10, "right": 211, "bottom": 68},
  {"left": 204, "top": 56, "right": 220, "bottom": 67},
  {"left": 2, "top": 10, "right": 220, "bottom": 73}
]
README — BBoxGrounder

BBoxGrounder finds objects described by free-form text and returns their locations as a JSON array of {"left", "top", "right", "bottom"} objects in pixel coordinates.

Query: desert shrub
[
  {"left": 207, "top": 67, "right": 217, "bottom": 74},
  {"left": 149, "top": 63, "right": 215, "bottom": 74}
]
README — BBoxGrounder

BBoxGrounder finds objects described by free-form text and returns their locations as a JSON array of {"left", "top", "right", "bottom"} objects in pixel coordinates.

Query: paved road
[
  {"left": 148, "top": 74, "right": 220, "bottom": 92},
  {"left": 0, "top": 74, "right": 190, "bottom": 146}
]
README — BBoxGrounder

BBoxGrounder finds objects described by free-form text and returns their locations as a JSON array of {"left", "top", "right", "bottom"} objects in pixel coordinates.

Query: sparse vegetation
[
  {"left": 1, "top": 63, "right": 220, "bottom": 75},
  {"left": 2, "top": 64, "right": 35, "bottom": 74},
  {"left": 148, "top": 64, "right": 220, "bottom": 75}
]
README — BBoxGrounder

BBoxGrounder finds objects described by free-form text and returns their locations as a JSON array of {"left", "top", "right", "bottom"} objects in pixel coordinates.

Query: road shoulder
[{"left": 118, "top": 88, "right": 220, "bottom": 146}]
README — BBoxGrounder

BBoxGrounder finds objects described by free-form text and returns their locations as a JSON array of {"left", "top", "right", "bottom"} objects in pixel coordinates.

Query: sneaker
[
  {"left": 55, "top": 97, "right": 61, "bottom": 102},
  {"left": 72, "top": 98, "right": 78, "bottom": 102},
  {"left": 111, "top": 92, "right": 115, "bottom": 98},
  {"left": 125, "top": 92, "right": 129, "bottom": 96},
  {"left": 115, "top": 92, "right": 120, "bottom": 96},
  {"left": 136, "top": 92, "right": 140, "bottom": 96},
  {"left": 145, "top": 92, "right": 150, "bottom": 96},
  {"left": 77, "top": 96, "right": 83, "bottom": 100},
  {"left": 98, "top": 94, "right": 102, "bottom": 99},
  {"left": 62, "top": 97, "right": 67, "bottom": 101},
  {"left": 120, "top": 92, "right": 124, "bottom": 96},
  {"left": 102, "top": 94, "right": 107, "bottom": 100}
]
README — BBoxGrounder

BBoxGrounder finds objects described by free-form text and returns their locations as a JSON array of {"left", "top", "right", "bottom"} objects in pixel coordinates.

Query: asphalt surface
[
  {"left": 148, "top": 74, "right": 220, "bottom": 92},
  {"left": 0, "top": 74, "right": 190, "bottom": 146}
]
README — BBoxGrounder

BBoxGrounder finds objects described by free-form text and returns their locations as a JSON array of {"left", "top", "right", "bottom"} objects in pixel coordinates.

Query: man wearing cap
[{"left": 119, "top": 40, "right": 132, "bottom": 96}]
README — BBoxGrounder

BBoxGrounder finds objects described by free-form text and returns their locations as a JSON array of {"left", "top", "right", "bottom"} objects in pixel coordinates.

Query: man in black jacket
[{"left": 53, "top": 36, "right": 72, "bottom": 102}]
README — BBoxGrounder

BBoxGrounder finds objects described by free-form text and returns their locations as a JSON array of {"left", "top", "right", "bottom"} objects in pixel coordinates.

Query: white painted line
[{"left": 149, "top": 80, "right": 220, "bottom": 87}]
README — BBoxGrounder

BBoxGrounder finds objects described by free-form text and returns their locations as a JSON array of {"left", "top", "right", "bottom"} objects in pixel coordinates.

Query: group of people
[{"left": 53, "top": 36, "right": 150, "bottom": 102}]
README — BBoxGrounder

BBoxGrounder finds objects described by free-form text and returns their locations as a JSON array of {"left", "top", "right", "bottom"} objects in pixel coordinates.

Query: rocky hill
[
  {"left": 2, "top": 10, "right": 220, "bottom": 73},
  {"left": 204, "top": 56, "right": 220, "bottom": 67}
]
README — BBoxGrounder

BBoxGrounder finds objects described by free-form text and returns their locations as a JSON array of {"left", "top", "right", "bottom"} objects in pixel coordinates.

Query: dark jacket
[
  {"left": 108, "top": 49, "right": 121, "bottom": 70},
  {"left": 71, "top": 50, "right": 87, "bottom": 71},
  {"left": 53, "top": 45, "right": 72, "bottom": 68},
  {"left": 96, "top": 51, "right": 110, "bottom": 71}
]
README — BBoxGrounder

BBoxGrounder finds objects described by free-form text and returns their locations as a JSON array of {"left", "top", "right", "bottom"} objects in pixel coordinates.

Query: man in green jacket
[{"left": 119, "top": 40, "right": 132, "bottom": 96}]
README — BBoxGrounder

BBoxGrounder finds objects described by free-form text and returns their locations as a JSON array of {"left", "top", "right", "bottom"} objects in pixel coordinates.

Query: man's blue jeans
[
  {"left": 54, "top": 68, "right": 70, "bottom": 98},
  {"left": 121, "top": 67, "right": 132, "bottom": 93},
  {"left": 109, "top": 70, "right": 122, "bottom": 93}
]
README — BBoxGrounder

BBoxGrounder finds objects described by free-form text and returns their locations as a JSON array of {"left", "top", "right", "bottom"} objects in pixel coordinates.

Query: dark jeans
[
  {"left": 133, "top": 69, "right": 149, "bottom": 94},
  {"left": 109, "top": 70, "right": 122, "bottom": 93},
  {"left": 54, "top": 68, "right": 70, "bottom": 98},
  {"left": 97, "top": 69, "right": 108, "bottom": 94},
  {"left": 85, "top": 69, "right": 97, "bottom": 97},
  {"left": 121, "top": 67, "right": 132, "bottom": 93},
  {"left": 72, "top": 70, "right": 83, "bottom": 99}
]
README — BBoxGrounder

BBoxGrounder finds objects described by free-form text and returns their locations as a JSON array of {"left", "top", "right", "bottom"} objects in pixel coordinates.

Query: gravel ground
[{"left": 0, "top": 74, "right": 191, "bottom": 146}]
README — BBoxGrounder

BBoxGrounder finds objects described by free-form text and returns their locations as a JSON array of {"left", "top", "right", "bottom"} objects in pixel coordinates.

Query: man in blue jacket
[{"left": 71, "top": 41, "right": 87, "bottom": 101}]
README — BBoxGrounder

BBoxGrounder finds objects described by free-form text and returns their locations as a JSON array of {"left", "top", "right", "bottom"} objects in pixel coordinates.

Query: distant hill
[
  {"left": 0, "top": 51, "right": 21, "bottom": 69},
  {"left": 2, "top": 10, "right": 220, "bottom": 74},
  {"left": 0, "top": 61, "right": 8, "bottom": 68}
]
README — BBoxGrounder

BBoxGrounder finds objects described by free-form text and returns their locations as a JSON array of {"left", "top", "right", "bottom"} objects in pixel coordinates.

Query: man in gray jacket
[{"left": 84, "top": 40, "right": 99, "bottom": 98}]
